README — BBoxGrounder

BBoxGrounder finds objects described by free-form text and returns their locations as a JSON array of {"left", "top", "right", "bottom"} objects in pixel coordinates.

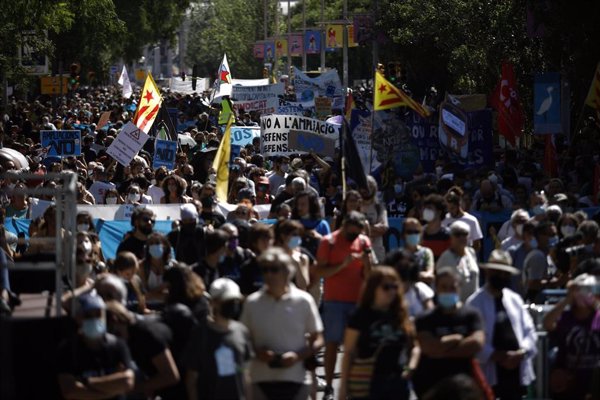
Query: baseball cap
[
  {"left": 209, "top": 278, "right": 243, "bottom": 301},
  {"left": 180, "top": 203, "right": 199, "bottom": 221}
]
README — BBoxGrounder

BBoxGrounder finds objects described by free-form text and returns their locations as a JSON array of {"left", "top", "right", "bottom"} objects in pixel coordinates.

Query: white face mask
[
  {"left": 81, "top": 239, "right": 93, "bottom": 254},
  {"left": 514, "top": 224, "right": 524, "bottom": 236},
  {"left": 128, "top": 193, "right": 140, "bottom": 203},
  {"left": 561, "top": 225, "right": 576, "bottom": 237},
  {"left": 422, "top": 208, "right": 436, "bottom": 222},
  {"left": 105, "top": 196, "right": 118, "bottom": 205}
]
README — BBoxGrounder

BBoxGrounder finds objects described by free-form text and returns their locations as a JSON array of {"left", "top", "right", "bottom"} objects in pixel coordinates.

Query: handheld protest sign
[{"left": 40, "top": 130, "right": 81, "bottom": 157}]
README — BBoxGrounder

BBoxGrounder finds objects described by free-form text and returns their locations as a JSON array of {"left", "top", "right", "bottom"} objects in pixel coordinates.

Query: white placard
[{"left": 106, "top": 122, "right": 150, "bottom": 166}]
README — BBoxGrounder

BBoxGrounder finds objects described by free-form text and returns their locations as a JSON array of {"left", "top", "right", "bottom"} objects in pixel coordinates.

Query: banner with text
[
  {"left": 106, "top": 122, "right": 150, "bottom": 166},
  {"left": 232, "top": 78, "right": 270, "bottom": 87},
  {"left": 292, "top": 67, "right": 344, "bottom": 109},
  {"left": 153, "top": 140, "right": 177, "bottom": 169},
  {"left": 277, "top": 99, "right": 315, "bottom": 116},
  {"left": 233, "top": 97, "right": 278, "bottom": 115},
  {"left": 288, "top": 130, "right": 336, "bottom": 157},
  {"left": 40, "top": 130, "right": 81, "bottom": 157},
  {"left": 232, "top": 83, "right": 284, "bottom": 101},
  {"left": 350, "top": 109, "right": 375, "bottom": 173},
  {"left": 230, "top": 126, "right": 261, "bottom": 147},
  {"left": 260, "top": 114, "right": 340, "bottom": 156}
]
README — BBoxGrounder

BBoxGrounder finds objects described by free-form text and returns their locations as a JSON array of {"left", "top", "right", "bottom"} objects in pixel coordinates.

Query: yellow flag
[
  {"left": 212, "top": 116, "right": 234, "bottom": 202},
  {"left": 585, "top": 63, "right": 600, "bottom": 110},
  {"left": 133, "top": 73, "right": 162, "bottom": 133},
  {"left": 373, "top": 71, "right": 430, "bottom": 117}
]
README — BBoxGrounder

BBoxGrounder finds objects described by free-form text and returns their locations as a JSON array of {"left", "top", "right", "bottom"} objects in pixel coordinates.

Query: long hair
[
  {"left": 291, "top": 190, "right": 322, "bottom": 220},
  {"left": 358, "top": 266, "right": 414, "bottom": 337}
]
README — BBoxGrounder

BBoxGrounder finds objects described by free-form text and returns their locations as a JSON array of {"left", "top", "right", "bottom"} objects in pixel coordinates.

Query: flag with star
[
  {"left": 374, "top": 71, "right": 430, "bottom": 117},
  {"left": 133, "top": 73, "right": 163, "bottom": 134},
  {"left": 214, "top": 53, "right": 233, "bottom": 97}
]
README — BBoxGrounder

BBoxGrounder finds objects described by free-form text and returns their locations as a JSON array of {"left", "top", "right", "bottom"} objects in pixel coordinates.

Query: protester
[
  {"left": 359, "top": 176, "right": 389, "bottom": 263},
  {"left": 116, "top": 208, "right": 157, "bottom": 260},
  {"left": 443, "top": 187, "right": 484, "bottom": 252},
  {"left": 139, "top": 232, "right": 175, "bottom": 304},
  {"left": 421, "top": 194, "right": 451, "bottom": 260}
]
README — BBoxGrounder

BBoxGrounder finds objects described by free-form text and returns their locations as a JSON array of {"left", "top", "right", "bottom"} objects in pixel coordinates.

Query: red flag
[
  {"left": 490, "top": 62, "right": 524, "bottom": 146},
  {"left": 544, "top": 134, "right": 559, "bottom": 178}
]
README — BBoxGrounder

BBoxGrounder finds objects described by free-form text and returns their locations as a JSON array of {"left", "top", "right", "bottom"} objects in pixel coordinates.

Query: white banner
[
  {"left": 106, "top": 122, "right": 150, "bottom": 166},
  {"left": 232, "top": 83, "right": 285, "bottom": 101},
  {"left": 232, "top": 78, "right": 269, "bottom": 86},
  {"left": 170, "top": 76, "right": 209, "bottom": 94},
  {"left": 277, "top": 99, "right": 315, "bottom": 116},
  {"left": 292, "top": 67, "right": 344, "bottom": 109},
  {"left": 233, "top": 97, "right": 278, "bottom": 114},
  {"left": 260, "top": 114, "right": 340, "bottom": 156}
]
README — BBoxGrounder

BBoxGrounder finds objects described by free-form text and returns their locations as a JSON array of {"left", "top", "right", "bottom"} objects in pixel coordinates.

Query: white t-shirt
[
  {"left": 147, "top": 185, "right": 164, "bottom": 204},
  {"left": 89, "top": 180, "right": 116, "bottom": 204},
  {"left": 442, "top": 212, "right": 484, "bottom": 246},
  {"left": 405, "top": 282, "right": 434, "bottom": 318}
]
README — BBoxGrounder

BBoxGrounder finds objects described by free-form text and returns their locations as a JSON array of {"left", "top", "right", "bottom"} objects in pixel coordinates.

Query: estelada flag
[
  {"left": 585, "top": 62, "right": 600, "bottom": 111},
  {"left": 215, "top": 53, "right": 233, "bottom": 97},
  {"left": 489, "top": 62, "right": 524, "bottom": 147},
  {"left": 212, "top": 116, "right": 234, "bottom": 202},
  {"left": 133, "top": 73, "right": 162, "bottom": 134},
  {"left": 373, "top": 71, "right": 430, "bottom": 117}
]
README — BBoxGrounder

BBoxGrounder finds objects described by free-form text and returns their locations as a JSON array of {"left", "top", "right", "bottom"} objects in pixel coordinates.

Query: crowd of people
[{"left": 0, "top": 84, "right": 599, "bottom": 400}]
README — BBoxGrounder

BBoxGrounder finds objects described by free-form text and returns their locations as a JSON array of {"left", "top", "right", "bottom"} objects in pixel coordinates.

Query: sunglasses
[
  {"left": 141, "top": 217, "right": 156, "bottom": 224},
  {"left": 452, "top": 231, "right": 468, "bottom": 237},
  {"left": 381, "top": 283, "right": 399, "bottom": 291},
  {"left": 405, "top": 230, "right": 420, "bottom": 235},
  {"left": 261, "top": 266, "right": 283, "bottom": 274}
]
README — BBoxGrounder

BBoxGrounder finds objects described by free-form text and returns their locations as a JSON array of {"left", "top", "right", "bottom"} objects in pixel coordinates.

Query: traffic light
[
  {"left": 69, "top": 63, "right": 80, "bottom": 91},
  {"left": 387, "top": 62, "right": 397, "bottom": 83}
]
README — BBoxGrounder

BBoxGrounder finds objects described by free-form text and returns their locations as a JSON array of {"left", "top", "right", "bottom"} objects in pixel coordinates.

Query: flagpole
[{"left": 341, "top": 114, "right": 347, "bottom": 201}]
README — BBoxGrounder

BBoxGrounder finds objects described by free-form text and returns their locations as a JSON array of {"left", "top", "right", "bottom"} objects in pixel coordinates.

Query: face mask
[
  {"left": 208, "top": 173, "right": 217, "bottom": 182},
  {"left": 148, "top": 244, "right": 164, "bottom": 259},
  {"left": 463, "top": 181, "right": 473, "bottom": 190},
  {"left": 488, "top": 274, "right": 511, "bottom": 291},
  {"left": 280, "top": 164, "right": 289, "bottom": 173},
  {"left": 345, "top": 232, "right": 360, "bottom": 242},
  {"left": 405, "top": 233, "right": 420, "bottom": 247},
  {"left": 228, "top": 238, "right": 239, "bottom": 251},
  {"left": 288, "top": 235, "right": 302, "bottom": 249},
  {"left": 81, "top": 318, "right": 106, "bottom": 340},
  {"left": 561, "top": 225, "right": 576, "bottom": 237},
  {"left": 220, "top": 300, "right": 242, "bottom": 320},
  {"left": 218, "top": 254, "right": 226, "bottom": 263},
  {"left": 531, "top": 205, "right": 545, "bottom": 216},
  {"left": 514, "top": 224, "right": 523, "bottom": 236},
  {"left": 394, "top": 184, "right": 404, "bottom": 194},
  {"left": 77, "top": 224, "right": 89, "bottom": 233},
  {"left": 128, "top": 193, "right": 140, "bottom": 203},
  {"left": 106, "top": 197, "right": 118, "bottom": 205},
  {"left": 437, "top": 292, "right": 459, "bottom": 309},
  {"left": 529, "top": 237, "right": 538, "bottom": 249},
  {"left": 548, "top": 236, "right": 559, "bottom": 248},
  {"left": 422, "top": 208, "right": 436, "bottom": 222}
]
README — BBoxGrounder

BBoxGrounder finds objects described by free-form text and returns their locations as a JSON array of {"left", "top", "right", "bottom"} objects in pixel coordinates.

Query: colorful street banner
[
  {"left": 292, "top": 67, "right": 344, "bottom": 109},
  {"left": 232, "top": 97, "right": 278, "bottom": 115},
  {"left": 230, "top": 126, "right": 261, "bottom": 147},
  {"left": 253, "top": 43, "right": 265, "bottom": 59},
  {"left": 350, "top": 108, "right": 375, "bottom": 174},
  {"left": 353, "top": 14, "right": 373, "bottom": 45},
  {"left": 153, "top": 139, "right": 177, "bottom": 170},
  {"left": 40, "top": 130, "right": 81, "bottom": 157},
  {"left": 325, "top": 25, "right": 343, "bottom": 49},
  {"left": 534, "top": 72, "right": 562, "bottom": 134},
  {"left": 106, "top": 122, "right": 150, "bottom": 166},
  {"left": 289, "top": 35, "right": 303, "bottom": 57},
  {"left": 304, "top": 30, "right": 321, "bottom": 54},
  {"left": 260, "top": 114, "right": 340, "bottom": 156},
  {"left": 288, "top": 130, "right": 336, "bottom": 157},
  {"left": 275, "top": 38, "right": 288, "bottom": 57},
  {"left": 264, "top": 42, "right": 275, "bottom": 61},
  {"left": 232, "top": 83, "right": 285, "bottom": 101},
  {"left": 277, "top": 99, "right": 315, "bottom": 116}
]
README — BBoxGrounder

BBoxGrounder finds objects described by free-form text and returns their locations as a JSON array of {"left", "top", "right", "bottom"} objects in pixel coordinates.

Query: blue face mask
[
  {"left": 529, "top": 238, "right": 538, "bottom": 249},
  {"left": 148, "top": 244, "right": 164, "bottom": 259},
  {"left": 288, "top": 235, "right": 302, "bottom": 249},
  {"left": 81, "top": 318, "right": 106, "bottom": 340},
  {"left": 405, "top": 233, "right": 420, "bottom": 247},
  {"left": 437, "top": 292, "right": 460, "bottom": 309},
  {"left": 531, "top": 205, "right": 545, "bottom": 216},
  {"left": 548, "top": 236, "right": 559, "bottom": 248}
]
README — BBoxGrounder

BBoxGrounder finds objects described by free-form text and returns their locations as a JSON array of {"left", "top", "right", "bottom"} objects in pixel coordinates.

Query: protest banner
[
  {"left": 260, "top": 114, "right": 340, "bottom": 156},
  {"left": 231, "top": 126, "right": 260, "bottom": 147},
  {"left": 232, "top": 83, "right": 284, "bottom": 101},
  {"left": 350, "top": 109, "right": 376, "bottom": 174},
  {"left": 106, "top": 122, "right": 150, "bottom": 166},
  {"left": 292, "top": 67, "right": 344, "bottom": 109},
  {"left": 314, "top": 97, "right": 332, "bottom": 120},
  {"left": 97, "top": 111, "right": 111, "bottom": 129},
  {"left": 277, "top": 99, "right": 315, "bottom": 116},
  {"left": 232, "top": 97, "right": 278, "bottom": 115},
  {"left": 534, "top": 72, "right": 562, "bottom": 134},
  {"left": 40, "top": 130, "right": 81, "bottom": 157},
  {"left": 304, "top": 31, "right": 321, "bottom": 54},
  {"left": 170, "top": 76, "right": 208, "bottom": 94},
  {"left": 232, "top": 78, "right": 270, "bottom": 87},
  {"left": 153, "top": 140, "right": 177, "bottom": 169},
  {"left": 288, "top": 130, "right": 336, "bottom": 157}
]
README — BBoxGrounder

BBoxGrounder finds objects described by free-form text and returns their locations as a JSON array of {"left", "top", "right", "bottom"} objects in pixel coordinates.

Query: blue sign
[
  {"left": 153, "top": 140, "right": 177, "bottom": 169},
  {"left": 40, "top": 130, "right": 81, "bottom": 157},
  {"left": 230, "top": 127, "right": 260, "bottom": 147},
  {"left": 534, "top": 72, "right": 561, "bottom": 134}
]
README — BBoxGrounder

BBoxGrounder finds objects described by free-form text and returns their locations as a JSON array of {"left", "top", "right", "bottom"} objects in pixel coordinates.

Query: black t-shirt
[
  {"left": 492, "top": 296, "right": 522, "bottom": 389},
  {"left": 219, "top": 248, "right": 252, "bottom": 285},
  {"left": 413, "top": 305, "right": 483, "bottom": 395},
  {"left": 185, "top": 320, "right": 253, "bottom": 400},
  {"left": 57, "top": 333, "right": 134, "bottom": 400},
  {"left": 347, "top": 307, "right": 410, "bottom": 375},
  {"left": 116, "top": 234, "right": 147, "bottom": 261},
  {"left": 192, "top": 260, "right": 220, "bottom": 289},
  {"left": 128, "top": 319, "right": 172, "bottom": 377},
  {"left": 168, "top": 225, "right": 206, "bottom": 265},
  {"left": 269, "top": 191, "right": 293, "bottom": 213},
  {"left": 239, "top": 256, "right": 263, "bottom": 296},
  {"left": 200, "top": 211, "right": 225, "bottom": 229}
]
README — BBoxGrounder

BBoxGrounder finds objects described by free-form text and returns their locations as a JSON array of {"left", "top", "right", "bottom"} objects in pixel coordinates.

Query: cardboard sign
[
  {"left": 40, "top": 130, "right": 81, "bottom": 157},
  {"left": 153, "top": 140, "right": 177, "bottom": 169},
  {"left": 230, "top": 127, "right": 260, "bottom": 147},
  {"left": 106, "top": 122, "right": 150, "bottom": 166},
  {"left": 260, "top": 114, "right": 340, "bottom": 156},
  {"left": 288, "top": 130, "right": 336, "bottom": 157},
  {"left": 314, "top": 97, "right": 332, "bottom": 120},
  {"left": 97, "top": 111, "right": 111, "bottom": 129}
]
